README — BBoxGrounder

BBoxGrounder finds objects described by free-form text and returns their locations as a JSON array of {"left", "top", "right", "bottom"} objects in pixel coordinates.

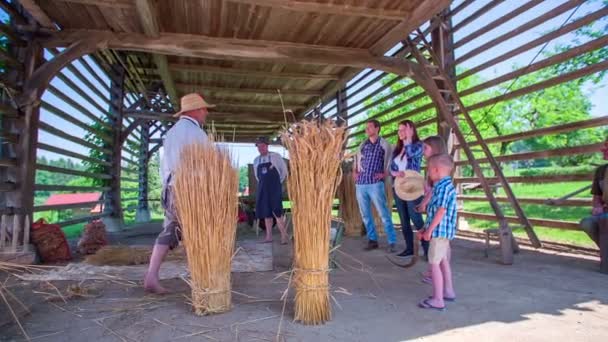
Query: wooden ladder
[{"left": 403, "top": 29, "right": 541, "bottom": 263}]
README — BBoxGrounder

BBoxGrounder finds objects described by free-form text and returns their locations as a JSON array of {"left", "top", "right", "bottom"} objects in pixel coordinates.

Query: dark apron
[{"left": 255, "top": 161, "right": 283, "bottom": 219}]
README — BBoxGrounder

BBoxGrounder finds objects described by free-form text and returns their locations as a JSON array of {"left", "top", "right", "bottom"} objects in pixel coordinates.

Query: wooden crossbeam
[
  {"left": 215, "top": 102, "right": 305, "bottom": 110},
  {"left": 176, "top": 83, "right": 321, "bottom": 97},
  {"left": 54, "top": 0, "right": 133, "bottom": 8},
  {"left": 40, "top": 30, "right": 421, "bottom": 77},
  {"left": 169, "top": 63, "right": 339, "bottom": 80},
  {"left": 369, "top": 0, "right": 450, "bottom": 56},
  {"left": 19, "top": 0, "right": 55, "bottom": 28},
  {"left": 134, "top": 0, "right": 179, "bottom": 107},
  {"left": 227, "top": 0, "right": 410, "bottom": 20}
]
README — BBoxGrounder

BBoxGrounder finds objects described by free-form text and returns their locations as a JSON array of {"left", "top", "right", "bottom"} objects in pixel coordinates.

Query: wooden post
[
  {"left": 0, "top": 214, "right": 6, "bottom": 249},
  {"left": 17, "top": 42, "right": 44, "bottom": 240},
  {"left": 136, "top": 121, "right": 151, "bottom": 222},
  {"left": 11, "top": 214, "right": 20, "bottom": 252},
  {"left": 23, "top": 214, "right": 30, "bottom": 252},
  {"left": 431, "top": 10, "right": 455, "bottom": 140},
  {"left": 102, "top": 60, "right": 126, "bottom": 232},
  {"left": 336, "top": 88, "right": 348, "bottom": 127}
]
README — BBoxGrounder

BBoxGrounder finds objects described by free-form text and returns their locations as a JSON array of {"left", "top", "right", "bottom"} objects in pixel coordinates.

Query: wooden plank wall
[{"left": 308, "top": 0, "right": 608, "bottom": 240}]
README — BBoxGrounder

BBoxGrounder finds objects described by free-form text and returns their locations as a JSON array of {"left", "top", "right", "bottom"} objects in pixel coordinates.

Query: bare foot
[
  {"left": 144, "top": 275, "right": 169, "bottom": 294},
  {"left": 280, "top": 238, "right": 288, "bottom": 245},
  {"left": 260, "top": 239, "right": 273, "bottom": 244}
]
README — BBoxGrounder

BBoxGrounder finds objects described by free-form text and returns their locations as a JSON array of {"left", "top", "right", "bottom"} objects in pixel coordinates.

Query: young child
[
  {"left": 417, "top": 154, "right": 457, "bottom": 311},
  {"left": 417, "top": 136, "right": 448, "bottom": 283}
]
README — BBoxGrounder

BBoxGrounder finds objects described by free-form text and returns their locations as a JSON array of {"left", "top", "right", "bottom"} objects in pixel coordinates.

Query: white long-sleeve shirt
[
  {"left": 253, "top": 152, "right": 288, "bottom": 183},
  {"left": 160, "top": 116, "right": 208, "bottom": 186}
]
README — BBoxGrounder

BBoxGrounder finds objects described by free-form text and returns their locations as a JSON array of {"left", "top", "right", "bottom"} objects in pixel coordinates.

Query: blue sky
[{"left": 3, "top": 0, "right": 606, "bottom": 169}]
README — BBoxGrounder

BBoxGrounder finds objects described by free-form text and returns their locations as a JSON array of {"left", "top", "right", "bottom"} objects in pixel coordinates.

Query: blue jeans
[
  {"left": 394, "top": 191, "right": 429, "bottom": 255},
  {"left": 356, "top": 182, "right": 397, "bottom": 244},
  {"left": 580, "top": 213, "right": 608, "bottom": 245}
]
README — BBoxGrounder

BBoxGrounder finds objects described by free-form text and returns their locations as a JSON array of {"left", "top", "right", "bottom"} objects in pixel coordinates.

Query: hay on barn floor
[
  {"left": 173, "top": 142, "right": 238, "bottom": 316},
  {"left": 281, "top": 120, "right": 346, "bottom": 325},
  {"left": 84, "top": 246, "right": 185, "bottom": 266}
]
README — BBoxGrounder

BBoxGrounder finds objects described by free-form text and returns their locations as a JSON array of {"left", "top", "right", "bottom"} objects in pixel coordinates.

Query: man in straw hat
[
  {"left": 254, "top": 136, "right": 289, "bottom": 244},
  {"left": 144, "top": 93, "right": 214, "bottom": 294}
]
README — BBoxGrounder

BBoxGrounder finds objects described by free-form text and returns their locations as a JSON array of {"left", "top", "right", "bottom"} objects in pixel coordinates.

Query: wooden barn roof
[{"left": 25, "top": 0, "right": 451, "bottom": 141}]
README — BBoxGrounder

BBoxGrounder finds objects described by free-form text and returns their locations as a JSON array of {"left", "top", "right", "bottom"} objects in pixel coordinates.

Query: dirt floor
[{"left": 2, "top": 225, "right": 608, "bottom": 342}]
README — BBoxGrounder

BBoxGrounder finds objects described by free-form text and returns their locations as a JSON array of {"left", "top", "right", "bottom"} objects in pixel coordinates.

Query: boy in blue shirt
[{"left": 417, "top": 154, "right": 457, "bottom": 310}]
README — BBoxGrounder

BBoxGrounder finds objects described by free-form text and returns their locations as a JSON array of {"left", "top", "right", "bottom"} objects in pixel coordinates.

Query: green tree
[{"left": 238, "top": 166, "right": 248, "bottom": 192}]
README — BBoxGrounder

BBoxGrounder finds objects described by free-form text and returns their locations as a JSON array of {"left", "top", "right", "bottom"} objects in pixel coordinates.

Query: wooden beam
[
  {"left": 459, "top": 211, "right": 580, "bottom": 231},
  {"left": 455, "top": 142, "right": 606, "bottom": 166},
  {"left": 176, "top": 83, "right": 320, "bottom": 97},
  {"left": 454, "top": 173, "right": 593, "bottom": 184},
  {"left": 369, "top": 0, "right": 451, "bottom": 56},
  {"left": 457, "top": 7, "right": 608, "bottom": 80},
  {"left": 134, "top": 0, "right": 179, "bottom": 107},
  {"left": 124, "top": 110, "right": 176, "bottom": 122},
  {"left": 36, "top": 164, "right": 112, "bottom": 179},
  {"left": 454, "top": 0, "right": 587, "bottom": 66},
  {"left": 54, "top": 0, "right": 133, "bottom": 8},
  {"left": 458, "top": 196, "right": 591, "bottom": 207},
  {"left": 169, "top": 63, "right": 339, "bottom": 80},
  {"left": 19, "top": 0, "right": 55, "bottom": 29},
  {"left": 19, "top": 39, "right": 98, "bottom": 109},
  {"left": 461, "top": 35, "right": 608, "bottom": 99},
  {"left": 227, "top": 0, "right": 411, "bottom": 20},
  {"left": 458, "top": 116, "right": 608, "bottom": 148},
  {"left": 454, "top": 0, "right": 544, "bottom": 49},
  {"left": 41, "top": 30, "right": 422, "bottom": 77}
]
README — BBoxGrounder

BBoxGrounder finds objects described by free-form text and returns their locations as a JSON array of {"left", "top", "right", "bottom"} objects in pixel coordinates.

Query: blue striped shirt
[
  {"left": 356, "top": 139, "right": 385, "bottom": 185},
  {"left": 426, "top": 176, "right": 457, "bottom": 239},
  {"left": 390, "top": 141, "right": 423, "bottom": 173}
]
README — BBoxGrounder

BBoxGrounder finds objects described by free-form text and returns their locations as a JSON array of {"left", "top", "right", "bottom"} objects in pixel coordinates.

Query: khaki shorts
[
  {"left": 428, "top": 238, "right": 450, "bottom": 264},
  {"left": 155, "top": 185, "right": 181, "bottom": 249}
]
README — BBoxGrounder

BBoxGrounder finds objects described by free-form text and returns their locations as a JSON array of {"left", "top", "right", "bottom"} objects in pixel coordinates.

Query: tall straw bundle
[
  {"left": 173, "top": 142, "right": 238, "bottom": 315},
  {"left": 281, "top": 120, "right": 346, "bottom": 325},
  {"left": 336, "top": 163, "right": 363, "bottom": 237}
]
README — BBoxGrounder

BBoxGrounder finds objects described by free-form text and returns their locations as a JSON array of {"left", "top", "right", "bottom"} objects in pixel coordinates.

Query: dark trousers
[{"left": 393, "top": 190, "right": 429, "bottom": 256}]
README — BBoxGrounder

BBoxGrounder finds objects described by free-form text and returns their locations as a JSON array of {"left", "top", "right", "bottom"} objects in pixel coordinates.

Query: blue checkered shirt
[
  {"left": 426, "top": 176, "right": 457, "bottom": 239},
  {"left": 390, "top": 141, "right": 423, "bottom": 173},
  {"left": 357, "top": 139, "right": 385, "bottom": 185}
]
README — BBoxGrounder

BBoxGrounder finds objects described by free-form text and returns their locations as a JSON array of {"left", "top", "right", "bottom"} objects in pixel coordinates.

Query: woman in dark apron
[{"left": 255, "top": 138, "right": 289, "bottom": 244}]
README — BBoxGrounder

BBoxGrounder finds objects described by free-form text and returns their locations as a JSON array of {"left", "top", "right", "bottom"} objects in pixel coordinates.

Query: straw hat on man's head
[
  {"left": 173, "top": 93, "right": 215, "bottom": 117},
  {"left": 394, "top": 170, "right": 425, "bottom": 201}
]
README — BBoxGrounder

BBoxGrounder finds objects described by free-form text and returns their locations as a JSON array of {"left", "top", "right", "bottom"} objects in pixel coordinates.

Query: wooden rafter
[
  {"left": 19, "top": 0, "right": 55, "bottom": 28},
  {"left": 54, "top": 0, "right": 133, "bottom": 8},
  {"left": 40, "top": 30, "right": 422, "bottom": 77},
  {"left": 227, "top": 0, "right": 411, "bottom": 21},
  {"left": 134, "top": 0, "right": 179, "bottom": 107},
  {"left": 176, "top": 83, "right": 321, "bottom": 97},
  {"left": 169, "top": 63, "right": 339, "bottom": 80},
  {"left": 214, "top": 102, "right": 306, "bottom": 110},
  {"left": 369, "top": 0, "right": 451, "bottom": 56}
]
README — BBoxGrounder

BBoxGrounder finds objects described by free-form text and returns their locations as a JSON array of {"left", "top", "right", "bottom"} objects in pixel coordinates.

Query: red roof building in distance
[{"left": 44, "top": 193, "right": 103, "bottom": 213}]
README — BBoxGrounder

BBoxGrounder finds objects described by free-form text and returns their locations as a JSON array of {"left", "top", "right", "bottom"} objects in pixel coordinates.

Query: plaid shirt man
[
  {"left": 427, "top": 176, "right": 457, "bottom": 239},
  {"left": 357, "top": 139, "right": 386, "bottom": 185}
]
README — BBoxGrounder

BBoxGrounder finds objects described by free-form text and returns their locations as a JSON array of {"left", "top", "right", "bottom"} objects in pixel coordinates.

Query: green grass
[
  {"left": 462, "top": 181, "right": 595, "bottom": 248},
  {"left": 59, "top": 211, "right": 165, "bottom": 240}
]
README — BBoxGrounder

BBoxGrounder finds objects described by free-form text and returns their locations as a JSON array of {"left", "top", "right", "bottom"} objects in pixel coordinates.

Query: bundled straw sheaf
[
  {"left": 281, "top": 120, "right": 346, "bottom": 325},
  {"left": 337, "top": 163, "right": 363, "bottom": 237},
  {"left": 173, "top": 142, "right": 238, "bottom": 316}
]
